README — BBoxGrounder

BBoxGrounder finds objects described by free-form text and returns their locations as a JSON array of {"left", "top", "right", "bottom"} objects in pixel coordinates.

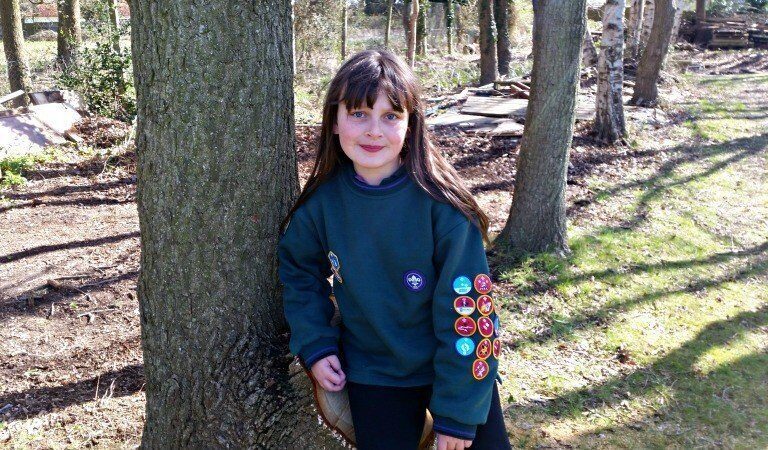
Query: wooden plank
[
  {"left": 0, "top": 90, "right": 25, "bottom": 105},
  {"left": 461, "top": 96, "right": 529, "bottom": 117}
]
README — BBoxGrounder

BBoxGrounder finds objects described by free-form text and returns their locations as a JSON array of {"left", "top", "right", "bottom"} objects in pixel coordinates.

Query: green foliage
[
  {"left": 57, "top": 41, "right": 136, "bottom": 122},
  {"left": 0, "top": 150, "right": 58, "bottom": 188},
  {"left": 708, "top": 0, "right": 768, "bottom": 15}
]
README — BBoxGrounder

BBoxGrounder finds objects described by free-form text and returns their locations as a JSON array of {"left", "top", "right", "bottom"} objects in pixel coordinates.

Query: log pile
[{"left": 695, "top": 18, "right": 768, "bottom": 49}]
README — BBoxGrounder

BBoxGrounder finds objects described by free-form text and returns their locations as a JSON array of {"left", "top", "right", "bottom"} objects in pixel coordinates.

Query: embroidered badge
[
  {"left": 327, "top": 251, "right": 343, "bottom": 284},
  {"left": 493, "top": 316, "right": 501, "bottom": 336},
  {"left": 472, "top": 359, "right": 489, "bottom": 381},
  {"left": 492, "top": 339, "right": 501, "bottom": 359},
  {"left": 476, "top": 338, "right": 492, "bottom": 360},
  {"left": 455, "top": 337, "right": 475, "bottom": 357},
  {"left": 478, "top": 316, "right": 494, "bottom": 338},
  {"left": 403, "top": 270, "right": 426, "bottom": 292},
  {"left": 453, "top": 296, "right": 476, "bottom": 316},
  {"left": 474, "top": 274, "right": 492, "bottom": 294},
  {"left": 453, "top": 276, "right": 472, "bottom": 295},
  {"left": 477, "top": 295, "right": 494, "bottom": 316},
  {"left": 454, "top": 317, "right": 477, "bottom": 337}
]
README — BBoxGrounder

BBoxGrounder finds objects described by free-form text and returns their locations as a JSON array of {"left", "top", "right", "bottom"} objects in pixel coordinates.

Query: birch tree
[
  {"left": 0, "top": 0, "right": 30, "bottom": 107},
  {"left": 130, "top": 0, "right": 346, "bottom": 446},
  {"left": 479, "top": 0, "right": 498, "bottom": 84},
  {"left": 631, "top": 0, "right": 675, "bottom": 105},
  {"left": 639, "top": 0, "right": 654, "bottom": 51},
  {"left": 385, "top": 0, "right": 394, "bottom": 48},
  {"left": 669, "top": 0, "right": 683, "bottom": 48},
  {"left": 626, "top": 0, "right": 644, "bottom": 58},
  {"left": 446, "top": 0, "right": 454, "bottom": 53},
  {"left": 407, "top": 0, "right": 418, "bottom": 66},
  {"left": 594, "top": 0, "right": 627, "bottom": 143},
  {"left": 496, "top": 0, "right": 587, "bottom": 254}
]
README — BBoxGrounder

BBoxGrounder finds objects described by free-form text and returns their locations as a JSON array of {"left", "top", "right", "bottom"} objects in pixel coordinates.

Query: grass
[
  {"left": 0, "top": 40, "right": 59, "bottom": 95},
  {"left": 493, "top": 74, "right": 768, "bottom": 448}
]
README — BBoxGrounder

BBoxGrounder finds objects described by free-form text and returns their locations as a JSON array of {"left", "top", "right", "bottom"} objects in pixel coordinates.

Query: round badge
[
  {"left": 455, "top": 337, "right": 475, "bottom": 357},
  {"left": 492, "top": 339, "right": 501, "bottom": 359},
  {"left": 453, "top": 276, "right": 472, "bottom": 295},
  {"left": 472, "top": 359, "right": 490, "bottom": 380},
  {"left": 476, "top": 338, "right": 492, "bottom": 360},
  {"left": 477, "top": 295, "right": 494, "bottom": 316},
  {"left": 454, "top": 317, "right": 477, "bottom": 337},
  {"left": 493, "top": 316, "right": 501, "bottom": 336},
  {"left": 403, "top": 270, "right": 426, "bottom": 292},
  {"left": 474, "top": 274, "right": 492, "bottom": 294},
  {"left": 453, "top": 296, "right": 476, "bottom": 316},
  {"left": 478, "top": 316, "right": 494, "bottom": 338}
]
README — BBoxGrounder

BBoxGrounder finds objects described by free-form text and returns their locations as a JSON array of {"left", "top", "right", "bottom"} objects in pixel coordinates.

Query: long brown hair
[{"left": 281, "top": 49, "right": 490, "bottom": 244}]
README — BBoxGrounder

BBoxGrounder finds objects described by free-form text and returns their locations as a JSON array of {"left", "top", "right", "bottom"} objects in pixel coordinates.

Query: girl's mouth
[{"left": 360, "top": 145, "right": 385, "bottom": 153}]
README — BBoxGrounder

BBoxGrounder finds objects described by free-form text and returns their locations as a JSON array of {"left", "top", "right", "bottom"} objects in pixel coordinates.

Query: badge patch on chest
[
  {"left": 403, "top": 270, "right": 426, "bottom": 292},
  {"left": 327, "top": 251, "right": 343, "bottom": 284}
]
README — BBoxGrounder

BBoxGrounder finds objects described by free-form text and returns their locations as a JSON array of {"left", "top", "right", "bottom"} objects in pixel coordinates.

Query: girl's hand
[
  {"left": 310, "top": 355, "right": 346, "bottom": 392},
  {"left": 436, "top": 433, "right": 473, "bottom": 450}
]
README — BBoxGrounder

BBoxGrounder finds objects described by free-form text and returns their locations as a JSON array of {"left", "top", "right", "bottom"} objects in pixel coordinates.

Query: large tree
[
  {"left": 479, "top": 0, "right": 498, "bottom": 84},
  {"left": 696, "top": 0, "right": 707, "bottom": 23},
  {"left": 130, "top": 0, "right": 345, "bottom": 447},
  {"left": 594, "top": 0, "right": 626, "bottom": 143},
  {"left": 57, "top": 0, "right": 82, "bottom": 67},
  {"left": 0, "top": 0, "right": 30, "bottom": 107},
  {"left": 495, "top": 0, "right": 586, "bottom": 254},
  {"left": 494, "top": 0, "right": 512, "bottom": 76},
  {"left": 631, "top": 0, "right": 675, "bottom": 106},
  {"left": 626, "top": 0, "right": 644, "bottom": 59}
]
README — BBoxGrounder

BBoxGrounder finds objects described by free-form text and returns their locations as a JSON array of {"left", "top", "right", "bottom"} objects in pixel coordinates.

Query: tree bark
[
  {"left": 479, "top": 0, "right": 497, "bottom": 84},
  {"left": 631, "top": 0, "right": 674, "bottom": 106},
  {"left": 669, "top": 0, "right": 682, "bottom": 48},
  {"left": 407, "top": 0, "right": 418, "bottom": 66},
  {"left": 0, "top": 0, "right": 30, "bottom": 107},
  {"left": 626, "top": 0, "right": 644, "bottom": 59},
  {"left": 696, "top": 0, "right": 706, "bottom": 23},
  {"left": 385, "top": 0, "right": 394, "bottom": 48},
  {"left": 455, "top": 4, "right": 463, "bottom": 48},
  {"left": 494, "top": 0, "right": 512, "bottom": 76},
  {"left": 130, "top": 0, "right": 347, "bottom": 447},
  {"left": 107, "top": 0, "right": 120, "bottom": 52},
  {"left": 581, "top": 24, "right": 598, "bottom": 67},
  {"left": 495, "top": 0, "right": 586, "bottom": 255},
  {"left": 446, "top": 0, "right": 454, "bottom": 53},
  {"left": 57, "top": 0, "right": 82, "bottom": 68},
  {"left": 639, "top": 0, "right": 654, "bottom": 52},
  {"left": 594, "top": 0, "right": 626, "bottom": 144},
  {"left": 416, "top": 0, "right": 427, "bottom": 56},
  {"left": 341, "top": 0, "right": 348, "bottom": 60}
]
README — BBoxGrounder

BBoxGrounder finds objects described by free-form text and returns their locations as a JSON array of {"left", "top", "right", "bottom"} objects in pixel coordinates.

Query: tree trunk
[
  {"left": 696, "top": 0, "right": 706, "bottom": 23},
  {"left": 495, "top": 0, "right": 586, "bottom": 255},
  {"left": 626, "top": 0, "right": 644, "bottom": 59},
  {"left": 446, "top": 0, "right": 454, "bottom": 53},
  {"left": 407, "top": 0, "right": 418, "bottom": 66},
  {"left": 631, "top": 0, "right": 674, "bottom": 106},
  {"left": 57, "top": 0, "right": 82, "bottom": 68},
  {"left": 594, "top": 0, "right": 626, "bottom": 144},
  {"left": 130, "top": 0, "right": 347, "bottom": 446},
  {"left": 479, "top": 0, "right": 497, "bottom": 84},
  {"left": 581, "top": 25, "right": 598, "bottom": 67},
  {"left": 455, "top": 4, "right": 463, "bottom": 48},
  {"left": 639, "top": 0, "right": 654, "bottom": 51},
  {"left": 416, "top": 0, "right": 427, "bottom": 56},
  {"left": 341, "top": 0, "right": 348, "bottom": 60},
  {"left": 669, "top": 0, "right": 682, "bottom": 48},
  {"left": 385, "top": 0, "right": 394, "bottom": 48},
  {"left": 494, "top": 0, "right": 512, "bottom": 76},
  {"left": 403, "top": 0, "right": 411, "bottom": 49},
  {"left": 0, "top": 0, "right": 30, "bottom": 107},
  {"left": 107, "top": 0, "right": 120, "bottom": 52}
]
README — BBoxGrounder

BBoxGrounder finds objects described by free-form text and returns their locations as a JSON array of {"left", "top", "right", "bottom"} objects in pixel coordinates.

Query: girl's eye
[
  {"left": 351, "top": 111, "right": 365, "bottom": 118},
  {"left": 385, "top": 113, "right": 398, "bottom": 120}
]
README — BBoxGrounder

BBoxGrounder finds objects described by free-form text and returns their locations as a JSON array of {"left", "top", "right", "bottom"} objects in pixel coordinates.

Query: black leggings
[{"left": 347, "top": 380, "right": 511, "bottom": 450}]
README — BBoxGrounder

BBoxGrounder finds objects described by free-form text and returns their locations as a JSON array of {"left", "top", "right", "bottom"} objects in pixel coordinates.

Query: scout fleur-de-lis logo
[
  {"left": 328, "top": 251, "right": 343, "bottom": 284},
  {"left": 403, "top": 270, "right": 425, "bottom": 292}
]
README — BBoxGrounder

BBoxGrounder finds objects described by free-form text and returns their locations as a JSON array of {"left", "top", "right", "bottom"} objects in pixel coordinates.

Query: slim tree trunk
[
  {"left": 403, "top": 0, "right": 411, "bottom": 49},
  {"left": 594, "top": 0, "right": 626, "bottom": 144},
  {"left": 385, "top": 0, "right": 394, "bottom": 48},
  {"left": 341, "top": 0, "right": 348, "bottom": 59},
  {"left": 495, "top": 0, "right": 586, "bottom": 255},
  {"left": 107, "top": 0, "right": 120, "bottom": 52},
  {"left": 446, "top": 0, "right": 454, "bottom": 53},
  {"left": 479, "top": 0, "right": 497, "bottom": 84},
  {"left": 130, "top": 0, "right": 346, "bottom": 446},
  {"left": 455, "top": 4, "right": 463, "bottom": 48},
  {"left": 57, "top": 0, "right": 82, "bottom": 68},
  {"left": 669, "top": 0, "right": 682, "bottom": 48},
  {"left": 416, "top": 0, "right": 427, "bottom": 56},
  {"left": 494, "top": 0, "right": 512, "bottom": 76},
  {"left": 581, "top": 25, "right": 598, "bottom": 67},
  {"left": 631, "top": 0, "right": 674, "bottom": 106},
  {"left": 696, "top": 0, "right": 706, "bottom": 23},
  {"left": 626, "top": 0, "right": 644, "bottom": 59},
  {"left": 0, "top": 0, "right": 31, "bottom": 107},
  {"left": 407, "top": 0, "right": 418, "bottom": 66},
  {"left": 639, "top": 0, "right": 654, "bottom": 52}
]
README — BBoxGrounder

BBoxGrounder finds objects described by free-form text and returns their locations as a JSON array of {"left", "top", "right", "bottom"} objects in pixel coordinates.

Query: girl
[{"left": 278, "top": 50, "right": 511, "bottom": 450}]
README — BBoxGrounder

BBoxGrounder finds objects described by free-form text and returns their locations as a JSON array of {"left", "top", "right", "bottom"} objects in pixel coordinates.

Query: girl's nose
[{"left": 366, "top": 121, "right": 383, "bottom": 138}]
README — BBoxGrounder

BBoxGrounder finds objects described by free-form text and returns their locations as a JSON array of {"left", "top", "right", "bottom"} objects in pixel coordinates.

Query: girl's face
[{"left": 334, "top": 90, "right": 409, "bottom": 185}]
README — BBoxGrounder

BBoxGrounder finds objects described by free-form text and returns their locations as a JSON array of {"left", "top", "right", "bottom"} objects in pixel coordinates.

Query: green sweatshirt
[{"left": 277, "top": 160, "right": 501, "bottom": 440}]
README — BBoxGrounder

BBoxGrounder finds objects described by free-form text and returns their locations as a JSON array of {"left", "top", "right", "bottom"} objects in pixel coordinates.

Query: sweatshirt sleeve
[
  {"left": 277, "top": 208, "right": 339, "bottom": 368},
  {"left": 429, "top": 216, "right": 500, "bottom": 440}
]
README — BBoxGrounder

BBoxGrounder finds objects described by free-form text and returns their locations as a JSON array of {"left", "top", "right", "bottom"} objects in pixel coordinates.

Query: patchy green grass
[
  {"left": 0, "top": 41, "right": 59, "bottom": 96},
  {"left": 493, "top": 74, "right": 768, "bottom": 448}
]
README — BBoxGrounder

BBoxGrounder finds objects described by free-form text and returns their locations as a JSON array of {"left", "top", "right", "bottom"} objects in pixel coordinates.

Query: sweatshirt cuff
[
  {"left": 432, "top": 415, "right": 477, "bottom": 440},
  {"left": 299, "top": 338, "right": 339, "bottom": 368}
]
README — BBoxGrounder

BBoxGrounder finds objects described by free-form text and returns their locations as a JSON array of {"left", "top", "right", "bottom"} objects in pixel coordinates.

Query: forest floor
[{"left": 1, "top": 50, "right": 767, "bottom": 448}]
